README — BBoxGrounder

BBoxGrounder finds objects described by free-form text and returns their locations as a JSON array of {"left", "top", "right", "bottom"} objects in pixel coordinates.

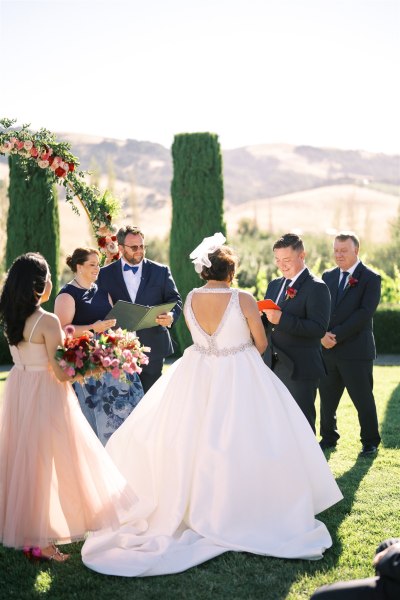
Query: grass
[{"left": 0, "top": 365, "right": 399, "bottom": 600}]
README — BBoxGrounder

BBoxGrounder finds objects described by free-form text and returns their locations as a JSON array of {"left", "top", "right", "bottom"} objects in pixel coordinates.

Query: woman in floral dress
[{"left": 55, "top": 247, "right": 143, "bottom": 445}]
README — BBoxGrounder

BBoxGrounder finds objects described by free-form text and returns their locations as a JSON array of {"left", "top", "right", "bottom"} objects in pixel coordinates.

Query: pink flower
[
  {"left": 24, "top": 140, "right": 33, "bottom": 151},
  {"left": 3, "top": 141, "right": 12, "bottom": 151},
  {"left": 30, "top": 147, "right": 39, "bottom": 157},
  {"left": 66, "top": 366, "right": 75, "bottom": 377},
  {"left": 111, "top": 367, "right": 120, "bottom": 379},
  {"left": 65, "top": 325, "right": 75, "bottom": 336},
  {"left": 37, "top": 160, "right": 49, "bottom": 168},
  {"left": 16, "top": 140, "right": 24, "bottom": 150},
  {"left": 101, "top": 356, "right": 112, "bottom": 367}
]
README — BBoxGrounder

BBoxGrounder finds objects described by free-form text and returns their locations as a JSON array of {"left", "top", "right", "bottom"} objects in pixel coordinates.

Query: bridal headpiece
[{"left": 190, "top": 232, "right": 227, "bottom": 273}]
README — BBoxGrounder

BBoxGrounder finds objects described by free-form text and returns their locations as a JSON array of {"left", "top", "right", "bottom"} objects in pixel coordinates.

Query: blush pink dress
[{"left": 0, "top": 313, "right": 137, "bottom": 549}]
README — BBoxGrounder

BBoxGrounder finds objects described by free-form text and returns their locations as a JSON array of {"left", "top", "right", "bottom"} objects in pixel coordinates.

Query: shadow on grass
[{"left": 380, "top": 383, "right": 400, "bottom": 449}]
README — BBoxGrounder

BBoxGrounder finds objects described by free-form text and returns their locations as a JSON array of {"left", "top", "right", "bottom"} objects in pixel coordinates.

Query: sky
[{"left": 1, "top": 0, "right": 399, "bottom": 154}]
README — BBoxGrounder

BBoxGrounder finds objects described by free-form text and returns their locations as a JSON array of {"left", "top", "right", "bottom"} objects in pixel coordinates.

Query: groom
[
  {"left": 262, "top": 233, "right": 331, "bottom": 432},
  {"left": 97, "top": 225, "right": 182, "bottom": 393}
]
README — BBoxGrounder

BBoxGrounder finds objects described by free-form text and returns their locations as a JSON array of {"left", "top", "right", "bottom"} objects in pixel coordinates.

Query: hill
[{"left": 1, "top": 135, "right": 399, "bottom": 254}]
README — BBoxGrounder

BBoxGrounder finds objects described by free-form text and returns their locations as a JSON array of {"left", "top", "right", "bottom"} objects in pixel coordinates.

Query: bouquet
[{"left": 55, "top": 326, "right": 150, "bottom": 382}]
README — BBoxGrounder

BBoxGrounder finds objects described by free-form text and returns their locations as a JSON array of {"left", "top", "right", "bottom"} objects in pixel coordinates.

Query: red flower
[
  {"left": 97, "top": 236, "right": 107, "bottom": 248},
  {"left": 348, "top": 277, "right": 358, "bottom": 287},
  {"left": 285, "top": 287, "right": 297, "bottom": 299},
  {"left": 48, "top": 156, "right": 55, "bottom": 166},
  {"left": 55, "top": 166, "right": 66, "bottom": 178},
  {"left": 68, "top": 162, "right": 75, "bottom": 172}
]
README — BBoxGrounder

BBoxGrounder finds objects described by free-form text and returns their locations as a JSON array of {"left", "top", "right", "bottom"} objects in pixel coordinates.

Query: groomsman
[
  {"left": 262, "top": 233, "right": 331, "bottom": 432},
  {"left": 97, "top": 225, "right": 182, "bottom": 393},
  {"left": 319, "top": 232, "right": 381, "bottom": 456}
]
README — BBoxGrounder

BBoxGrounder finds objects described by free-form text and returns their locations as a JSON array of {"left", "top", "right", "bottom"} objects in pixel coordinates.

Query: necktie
[
  {"left": 336, "top": 271, "right": 349, "bottom": 301},
  {"left": 124, "top": 264, "right": 139, "bottom": 274},
  {"left": 278, "top": 279, "right": 292, "bottom": 306}
]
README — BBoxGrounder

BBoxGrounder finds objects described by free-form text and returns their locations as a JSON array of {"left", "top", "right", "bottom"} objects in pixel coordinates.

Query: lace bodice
[{"left": 184, "top": 288, "right": 253, "bottom": 356}]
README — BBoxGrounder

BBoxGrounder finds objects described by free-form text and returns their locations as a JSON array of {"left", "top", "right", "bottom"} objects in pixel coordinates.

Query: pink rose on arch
[
  {"left": 24, "top": 140, "right": 33, "bottom": 151},
  {"left": 37, "top": 160, "right": 49, "bottom": 168},
  {"left": 101, "top": 356, "right": 112, "bottom": 368},
  {"left": 16, "top": 140, "right": 24, "bottom": 150},
  {"left": 30, "top": 147, "right": 39, "bottom": 157}
]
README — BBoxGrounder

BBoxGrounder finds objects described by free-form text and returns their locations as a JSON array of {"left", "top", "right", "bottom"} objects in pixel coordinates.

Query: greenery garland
[{"left": 0, "top": 118, "right": 121, "bottom": 260}]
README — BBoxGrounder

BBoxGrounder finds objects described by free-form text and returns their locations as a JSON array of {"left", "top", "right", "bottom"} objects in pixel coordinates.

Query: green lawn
[{"left": 0, "top": 365, "right": 399, "bottom": 600}]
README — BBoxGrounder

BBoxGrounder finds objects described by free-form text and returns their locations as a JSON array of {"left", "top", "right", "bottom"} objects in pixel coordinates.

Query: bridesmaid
[
  {"left": 0, "top": 253, "right": 138, "bottom": 561},
  {"left": 54, "top": 247, "right": 144, "bottom": 445}
]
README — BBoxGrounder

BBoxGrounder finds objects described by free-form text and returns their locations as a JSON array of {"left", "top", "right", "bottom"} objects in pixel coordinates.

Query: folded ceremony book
[
  {"left": 257, "top": 299, "right": 281, "bottom": 311},
  {"left": 106, "top": 300, "right": 177, "bottom": 331}
]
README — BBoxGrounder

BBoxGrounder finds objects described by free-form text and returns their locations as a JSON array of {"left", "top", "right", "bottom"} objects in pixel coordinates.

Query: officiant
[{"left": 97, "top": 225, "right": 182, "bottom": 393}]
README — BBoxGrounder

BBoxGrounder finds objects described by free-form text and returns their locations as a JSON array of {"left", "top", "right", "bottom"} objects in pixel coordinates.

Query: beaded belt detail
[{"left": 193, "top": 341, "right": 253, "bottom": 357}]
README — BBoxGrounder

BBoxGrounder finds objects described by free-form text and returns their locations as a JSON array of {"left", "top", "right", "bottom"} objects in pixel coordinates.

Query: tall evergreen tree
[
  {"left": 170, "top": 133, "right": 226, "bottom": 353},
  {"left": 6, "top": 155, "right": 60, "bottom": 309}
]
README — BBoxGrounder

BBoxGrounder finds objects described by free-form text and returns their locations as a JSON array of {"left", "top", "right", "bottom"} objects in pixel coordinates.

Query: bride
[{"left": 82, "top": 233, "right": 343, "bottom": 577}]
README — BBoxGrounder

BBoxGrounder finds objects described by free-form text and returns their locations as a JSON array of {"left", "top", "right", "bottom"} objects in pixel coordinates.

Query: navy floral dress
[{"left": 57, "top": 284, "right": 144, "bottom": 445}]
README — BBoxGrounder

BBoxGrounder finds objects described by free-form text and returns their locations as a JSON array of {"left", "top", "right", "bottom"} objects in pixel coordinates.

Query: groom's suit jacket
[
  {"left": 97, "top": 258, "right": 182, "bottom": 361},
  {"left": 321, "top": 262, "right": 381, "bottom": 360},
  {"left": 263, "top": 268, "right": 330, "bottom": 380}
]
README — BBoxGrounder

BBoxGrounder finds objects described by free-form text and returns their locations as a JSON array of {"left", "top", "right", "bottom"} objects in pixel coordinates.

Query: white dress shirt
[
  {"left": 121, "top": 258, "right": 143, "bottom": 303},
  {"left": 339, "top": 259, "right": 360, "bottom": 288},
  {"left": 276, "top": 266, "right": 307, "bottom": 303}
]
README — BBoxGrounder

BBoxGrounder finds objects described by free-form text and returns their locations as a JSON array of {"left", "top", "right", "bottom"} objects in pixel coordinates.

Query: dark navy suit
[
  {"left": 263, "top": 268, "right": 331, "bottom": 431},
  {"left": 97, "top": 258, "right": 182, "bottom": 393},
  {"left": 319, "top": 262, "right": 381, "bottom": 447}
]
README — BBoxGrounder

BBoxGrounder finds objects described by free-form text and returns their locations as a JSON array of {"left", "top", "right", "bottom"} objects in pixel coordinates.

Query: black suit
[
  {"left": 97, "top": 258, "right": 182, "bottom": 393},
  {"left": 263, "top": 268, "right": 331, "bottom": 431},
  {"left": 319, "top": 262, "right": 381, "bottom": 447},
  {"left": 311, "top": 539, "right": 400, "bottom": 600}
]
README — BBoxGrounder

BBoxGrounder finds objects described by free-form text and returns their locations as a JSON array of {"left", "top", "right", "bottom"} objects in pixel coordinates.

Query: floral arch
[{"left": 0, "top": 118, "right": 120, "bottom": 261}]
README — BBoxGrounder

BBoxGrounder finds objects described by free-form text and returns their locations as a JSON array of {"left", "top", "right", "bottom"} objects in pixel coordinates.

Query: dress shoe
[
  {"left": 319, "top": 440, "right": 337, "bottom": 451},
  {"left": 359, "top": 444, "right": 378, "bottom": 457}
]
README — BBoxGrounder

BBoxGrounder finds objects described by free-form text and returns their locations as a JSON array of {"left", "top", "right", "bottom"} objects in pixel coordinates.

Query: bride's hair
[
  {"left": 200, "top": 246, "right": 238, "bottom": 282},
  {"left": 0, "top": 253, "right": 49, "bottom": 346}
]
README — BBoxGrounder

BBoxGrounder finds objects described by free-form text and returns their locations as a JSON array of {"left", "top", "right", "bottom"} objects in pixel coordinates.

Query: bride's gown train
[{"left": 82, "top": 288, "right": 342, "bottom": 576}]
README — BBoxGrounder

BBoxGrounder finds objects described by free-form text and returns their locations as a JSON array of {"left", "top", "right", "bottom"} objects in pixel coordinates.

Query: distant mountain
[
  {"left": 54, "top": 135, "right": 399, "bottom": 208},
  {"left": 1, "top": 134, "right": 399, "bottom": 247}
]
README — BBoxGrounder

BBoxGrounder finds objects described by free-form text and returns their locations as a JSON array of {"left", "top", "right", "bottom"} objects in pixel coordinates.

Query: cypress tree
[
  {"left": 170, "top": 133, "right": 226, "bottom": 353},
  {"left": 6, "top": 155, "right": 60, "bottom": 309}
]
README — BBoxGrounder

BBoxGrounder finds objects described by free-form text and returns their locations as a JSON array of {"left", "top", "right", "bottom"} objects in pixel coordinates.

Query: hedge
[{"left": 0, "top": 306, "right": 399, "bottom": 367}]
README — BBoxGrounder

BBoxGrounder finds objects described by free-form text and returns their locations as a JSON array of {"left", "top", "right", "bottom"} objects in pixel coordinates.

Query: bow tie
[{"left": 124, "top": 264, "right": 139, "bottom": 274}]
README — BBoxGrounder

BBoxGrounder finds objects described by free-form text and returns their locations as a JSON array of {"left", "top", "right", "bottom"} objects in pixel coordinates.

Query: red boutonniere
[
  {"left": 285, "top": 287, "right": 297, "bottom": 300},
  {"left": 348, "top": 277, "right": 358, "bottom": 287}
]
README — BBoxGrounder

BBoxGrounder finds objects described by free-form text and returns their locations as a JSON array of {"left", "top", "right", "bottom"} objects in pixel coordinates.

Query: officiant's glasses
[{"left": 123, "top": 244, "right": 146, "bottom": 251}]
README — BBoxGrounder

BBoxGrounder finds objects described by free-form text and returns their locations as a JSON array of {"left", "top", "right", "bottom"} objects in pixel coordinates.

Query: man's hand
[
  {"left": 263, "top": 309, "right": 282, "bottom": 325},
  {"left": 155, "top": 312, "right": 174, "bottom": 328},
  {"left": 321, "top": 332, "right": 337, "bottom": 349},
  {"left": 373, "top": 542, "right": 400, "bottom": 567}
]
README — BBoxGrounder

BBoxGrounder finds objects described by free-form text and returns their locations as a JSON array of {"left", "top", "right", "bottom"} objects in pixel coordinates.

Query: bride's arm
[
  {"left": 41, "top": 313, "right": 72, "bottom": 382},
  {"left": 239, "top": 291, "right": 268, "bottom": 354}
]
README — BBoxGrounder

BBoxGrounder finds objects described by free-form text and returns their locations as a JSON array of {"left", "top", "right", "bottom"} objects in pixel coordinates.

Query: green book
[{"left": 105, "top": 300, "right": 177, "bottom": 331}]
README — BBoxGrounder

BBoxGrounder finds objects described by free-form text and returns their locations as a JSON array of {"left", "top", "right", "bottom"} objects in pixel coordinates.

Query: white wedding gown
[{"left": 82, "top": 288, "right": 343, "bottom": 577}]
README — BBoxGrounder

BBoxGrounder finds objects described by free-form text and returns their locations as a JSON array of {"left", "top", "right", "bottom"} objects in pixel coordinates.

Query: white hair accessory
[{"left": 189, "top": 232, "right": 227, "bottom": 273}]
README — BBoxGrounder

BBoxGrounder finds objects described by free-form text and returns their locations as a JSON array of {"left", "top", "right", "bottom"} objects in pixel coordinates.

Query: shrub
[{"left": 374, "top": 305, "right": 400, "bottom": 354}]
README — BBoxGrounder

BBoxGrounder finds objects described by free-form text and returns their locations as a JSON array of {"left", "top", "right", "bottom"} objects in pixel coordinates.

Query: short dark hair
[
  {"left": 273, "top": 233, "right": 304, "bottom": 252},
  {"left": 335, "top": 231, "right": 360, "bottom": 249},
  {"left": 200, "top": 246, "right": 238, "bottom": 282},
  {"left": 66, "top": 247, "right": 99, "bottom": 273},
  {"left": 117, "top": 226, "right": 144, "bottom": 245}
]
